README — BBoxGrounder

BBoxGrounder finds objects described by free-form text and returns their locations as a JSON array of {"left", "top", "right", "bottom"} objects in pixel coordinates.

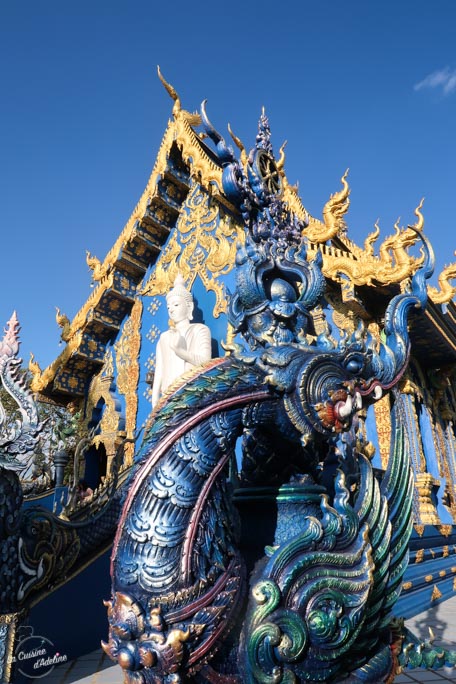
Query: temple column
[{"left": 415, "top": 472, "right": 440, "bottom": 525}]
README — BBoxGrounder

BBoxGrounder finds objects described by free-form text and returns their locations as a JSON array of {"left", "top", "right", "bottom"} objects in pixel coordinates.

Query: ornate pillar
[
  {"left": 415, "top": 472, "right": 440, "bottom": 525},
  {"left": 373, "top": 393, "right": 392, "bottom": 470},
  {"left": 114, "top": 299, "right": 142, "bottom": 468}
]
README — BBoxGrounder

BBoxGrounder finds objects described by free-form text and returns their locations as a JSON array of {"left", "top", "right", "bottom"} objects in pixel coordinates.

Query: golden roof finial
[
  {"left": 28, "top": 352, "right": 42, "bottom": 379},
  {"left": 227, "top": 123, "right": 248, "bottom": 168},
  {"left": 86, "top": 250, "right": 112, "bottom": 283},
  {"left": 303, "top": 169, "right": 350, "bottom": 244},
  {"left": 428, "top": 250, "right": 456, "bottom": 304},
  {"left": 157, "top": 65, "right": 181, "bottom": 118},
  {"left": 55, "top": 307, "right": 70, "bottom": 328},
  {"left": 409, "top": 198, "right": 425, "bottom": 232},
  {"left": 276, "top": 140, "right": 287, "bottom": 171},
  {"left": 363, "top": 220, "right": 381, "bottom": 255},
  {"left": 321, "top": 168, "right": 351, "bottom": 237},
  {"left": 55, "top": 307, "right": 71, "bottom": 342}
]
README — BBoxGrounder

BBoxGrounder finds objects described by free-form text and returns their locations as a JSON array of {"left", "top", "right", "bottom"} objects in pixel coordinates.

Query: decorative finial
[
  {"left": 157, "top": 66, "right": 181, "bottom": 118},
  {"left": 276, "top": 141, "right": 287, "bottom": 171},
  {"left": 256, "top": 108, "right": 273, "bottom": 155},
  {"left": 409, "top": 198, "right": 425, "bottom": 232},
  {"left": 86, "top": 250, "right": 112, "bottom": 283},
  {"left": 227, "top": 123, "right": 248, "bottom": 167},
  {"left": 320, "top": 169, "right": 351, "bottom": 240},
  {"left": 2, "top": 312, "right": 20, "bottom": 354},
  {"left": 55, "top": 307, "right": 71, "bottom": 342},
  {"left": 29, "top": 352, "right": 42, "bottom": 378},
  {"left": 200, "top": 100, "right": 235, "bottom": 164},
  {"left": 55, "top": 307, "right": 70, "bottom": 328},
  {"left": 428, "top": 249, "right": 456, "bottom": 305}
]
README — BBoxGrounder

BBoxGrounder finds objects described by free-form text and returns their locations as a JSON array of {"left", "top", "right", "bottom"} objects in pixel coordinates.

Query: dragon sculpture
[
  {"left": 104, "top": 107, "right": 454, "bottom": 683},
  {"left": 0, "top": 313, "right": 126, "bottom": 682}
]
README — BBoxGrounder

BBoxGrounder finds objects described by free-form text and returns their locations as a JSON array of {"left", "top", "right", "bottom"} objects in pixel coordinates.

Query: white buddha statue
[{"left": 151, "top": 275, "right": 212, "bottom": 408}]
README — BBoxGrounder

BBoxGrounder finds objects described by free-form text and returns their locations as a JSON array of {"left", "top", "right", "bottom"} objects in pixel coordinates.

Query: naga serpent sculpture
[{"left": 104, "top": 108, "right": 447, "bottom": 683}]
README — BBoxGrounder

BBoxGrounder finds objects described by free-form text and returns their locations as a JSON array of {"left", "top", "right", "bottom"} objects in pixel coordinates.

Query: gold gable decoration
[
  {"left": 428, "top": 251, "right": 456, "bottom": 304},
  {"left": 29, "top": 69, "right": 456, "bottom": 405},
  {"left": 303, "top": 170, "right": 351, "bottom": 244},
  {"left": 315, "top": 200, "right": 426, "bottom": 287},
  {"left": 141, "top": 182, "right": 244, "bottom": 316}
]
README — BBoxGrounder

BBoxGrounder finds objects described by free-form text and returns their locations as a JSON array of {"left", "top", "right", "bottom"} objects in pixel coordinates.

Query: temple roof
[
  {"left": 29, "top": 75, "right": 456, "bottom": 402},
  {"left": 29, "top": 84, "right": 318, "bottom": 401}
]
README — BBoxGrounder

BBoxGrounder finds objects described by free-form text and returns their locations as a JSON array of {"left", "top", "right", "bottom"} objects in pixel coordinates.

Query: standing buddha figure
[{"left": 151, "top": 275, "right": 212, "bottom": 408}]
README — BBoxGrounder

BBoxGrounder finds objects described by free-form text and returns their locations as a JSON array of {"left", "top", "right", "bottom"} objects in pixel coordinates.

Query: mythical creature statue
[
  {"left": 104, "top": 107, "right": 454, "bottom": 683},
  {"left": 0, "top": 314, "right": 125, "bottom": 682},
  {"left": 56, "top": 306, "right": 72, "bottom": 342},
  {"left": 428, "top": 250, "right": 456, "bottom": 305},
  {"left": 86, "top": 250, "right": 113, "bottom": 283}
]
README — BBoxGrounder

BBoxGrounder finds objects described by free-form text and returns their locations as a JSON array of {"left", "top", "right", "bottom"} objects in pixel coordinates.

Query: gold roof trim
[
  {"left": 86, "top": 251, "right": 113, "bottom": 283},
  {"left": 174, "top": 113, "right": 222, "bottom": 188},
  {"left": 29, "top": 118, "right": 179, "bottom": 393},
  {"left": 29, "top": 81, "right": 257, "bottom": 395},
  {"left": 428, "top": 252, "right": 456, "bottom": 304},
  {"left": 157, "top": 66, "right": 181, "bottom": 117},
  {"left": 316, "top": 201, "right": 425, "bottom": 287},
  {"left": 157, "top": 67, "right": 223, "bottom": 189},
  {"left": 307, "top": 170, "right": 350, "bottom": 244},
  {"left": 282, "top": 182, "right": 310, "bottom": 224},
  {"left": 31, "top": 75, "right": 451, "bottom": 399},
  {"left": 285, "top": 170, "right": 350, "bottom": 246},
  {"left": 30, "top": 331, "right": 84, "bottom": 392}
]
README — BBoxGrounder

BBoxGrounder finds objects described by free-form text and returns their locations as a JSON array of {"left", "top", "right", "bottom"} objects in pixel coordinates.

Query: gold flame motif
[{"left": 428, "top": 251, "right": 456, "bottom": 304}]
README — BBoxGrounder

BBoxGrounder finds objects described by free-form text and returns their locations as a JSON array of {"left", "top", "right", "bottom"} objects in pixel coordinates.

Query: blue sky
[{"left": 1, "top": 1, "right": 455, "bottom": 370}]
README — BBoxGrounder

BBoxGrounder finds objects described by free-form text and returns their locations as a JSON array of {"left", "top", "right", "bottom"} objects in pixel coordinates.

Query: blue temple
[{"left": 1, "top": 73, "right": 456, "bottom": 683}]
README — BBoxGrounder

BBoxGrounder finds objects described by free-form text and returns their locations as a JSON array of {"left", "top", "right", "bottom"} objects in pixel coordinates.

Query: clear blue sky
[{"left": 1, "top": 1, "right": 455, "bottom": 370}]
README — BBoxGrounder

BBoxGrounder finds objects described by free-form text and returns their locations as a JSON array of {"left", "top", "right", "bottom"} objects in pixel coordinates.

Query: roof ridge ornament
[
  {"left": 429, "top": 250, "right": 456, "bottom": 305},
  {"left": 200, "top": 100, "right": 236, "bottom": 165},
  {"left": 255, "top": 106, "right": 273, "bottom": 154},
  {"left": 157, "top": 65, "right": 181, "bottom": 118}
]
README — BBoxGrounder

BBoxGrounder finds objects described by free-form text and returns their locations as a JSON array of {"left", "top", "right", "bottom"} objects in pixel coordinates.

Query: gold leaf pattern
[
  {"left": 141, "top": 182, "right": 244, "bottom": 317},
  {"left": 431, "top": 585, "right": 442, "bottom": 601},
  {"left": 114, "top": 299, "right": 142, "bottom": 466}
]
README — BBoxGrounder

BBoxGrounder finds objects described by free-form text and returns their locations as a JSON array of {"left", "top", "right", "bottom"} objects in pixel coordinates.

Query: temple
[{"left": 1, "top": 70, "right": 456, "bottom": 682}]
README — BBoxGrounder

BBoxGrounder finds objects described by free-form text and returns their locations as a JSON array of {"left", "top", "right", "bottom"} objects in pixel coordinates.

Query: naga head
[{"left": 218, "top": 110, "right": 434, "bottom": 444}]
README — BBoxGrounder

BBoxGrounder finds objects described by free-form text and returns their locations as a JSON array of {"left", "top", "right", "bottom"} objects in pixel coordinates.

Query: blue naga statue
[{"left": 104, "top": 109, "right": 444, "bottom": 683}]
